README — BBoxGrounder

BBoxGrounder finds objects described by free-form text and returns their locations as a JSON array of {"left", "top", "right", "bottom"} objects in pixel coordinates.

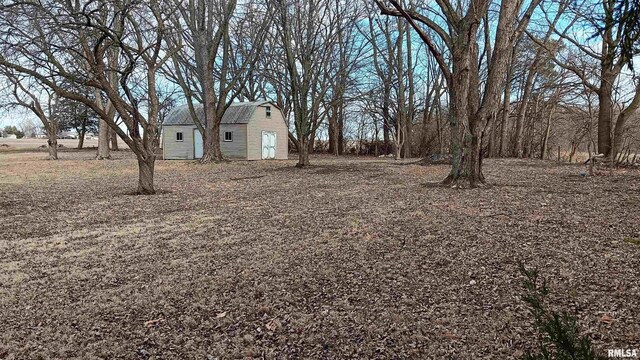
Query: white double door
[{"left": 261, "top": 131, "right": 276, "bottom": 159}]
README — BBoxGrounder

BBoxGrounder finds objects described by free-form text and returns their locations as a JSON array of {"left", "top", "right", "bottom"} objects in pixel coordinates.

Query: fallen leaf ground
[{"left": 0, "top": 149, "right": 638, "bottom": 359}]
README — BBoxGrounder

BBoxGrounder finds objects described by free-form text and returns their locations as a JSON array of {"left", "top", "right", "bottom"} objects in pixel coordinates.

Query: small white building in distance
[{"left": 162, "top": 101, "right": 288, "bottom": 160}]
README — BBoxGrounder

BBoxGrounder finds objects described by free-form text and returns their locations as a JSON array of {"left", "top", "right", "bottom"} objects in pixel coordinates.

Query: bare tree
[
  {"left": 361, "top": 10, "right": 419, "bottom": 160},
  {"left": 323, "top": 0, "right": 368, "bottom": 156},
  {"left": 364, "top": 14, "right": 396, "bottom": 156},
  {"left": 539, "top": 0, "right": 640, "bottom": 159},
  {"left": 0, "top": 0, "right": 176, "bottom": 194},
  {"left": 507, "top": 2, "right": 569, "bottom": 158},
  {"left": 376, "top": 0, "right": 542, "bottom": 186},
  {"left": 94, "top": 15, "right": 123, "bottom": 160},
  {"left": 165, "top": 0, "right": 271, "bottom": 163},
  {"left": 0, "top": 71, "right": 59, "bottom": 159},
  {"left": 269, "top": 0, "right": 344, "bottom": 167}
]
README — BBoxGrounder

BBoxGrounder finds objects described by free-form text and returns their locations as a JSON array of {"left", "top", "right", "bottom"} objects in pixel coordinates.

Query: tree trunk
[
  {"left": 77, "top": 120, "right": 86, "bottom": 149},
  {"left": 200, "top": 68, "right": 224, "bottom": 163},
  {"left": 382, "top": 93, "right": 391, "bottom": 155},
  {"left": 442, "top": 53, "right": 485, "bottom": 187},
  {"left": 328, "top": 101, "right": 344, "bottom": 156},
  {"left": 522, "top": 95, "right": 539, "bottom": 158},
  {"left": 513, "top": 72, "right": 534, "bottom": 158},
  {"left": 308, "top": 134, "right": 315, "bottom": 154},
  {"left": 296, "top": 137, "right": 310, "bottom": 167},
  {"left": 523, "top": 119, "right": 534, "bottom": 158},
  {"left": 395, "top": 131, "right": 402, "bottom": 160},
  {"left": 338, "top": 114, "right": 344, "bottom": 155},
  {"left": 443, "top": 123, "right": 484, "bottom": 187},
  {"left": 569, "top": 143, "right": 578, "bottom": 163},
  {"left": 444, "top": 37, "right": 490, "bottom": 187},
  {"left": 403, "top": 25, "right": 414, "bottom": 159},
  {"left": 403, "top": 116, "right": 412, "bottom": 158},
  {"left": 201, "top": 120, "right": 224, "bottom": 163},
  {"left": 611, "top": 85, "right": 640, "bottom": 160},
  {"left": 328, "top": 110, "right": 339, "bottom": 156},
  {"left": 540, "top": 110, "right": 552, "bottom": 160},
  {"left": 488, "top": 112, "right": 497, "bottom": 157},
  {"left": 612, "top": 118, "right": 628, "bottom": 162},
  {"left": 500, "top": 52, "right": 515, "bottom": 157},
  {"left": 498, "top": 113, "right": 506, "bottom": 157},
  {"left": 558, "top": 146, "right": 561, "bottom": 163},
  {"left": 77, "top": 132, "right": 85, "bottom": 149},
  {"left": 47, "top": 123, "right": 58, "bottom": 160},
  {"left": 96, "top": 118, "right": 111, "bottom": 159},
  {"left": 110, "top": 127, "right": 119, "bottom": 150},
  {"left": 136, "top": 155, "right": 156, "bottom": 195},
  {"left": 597, "top": 76, "right": 614, "bottom": 157},
  {"left": 435, "top": 96, "right": 443, "bottom": 153}
]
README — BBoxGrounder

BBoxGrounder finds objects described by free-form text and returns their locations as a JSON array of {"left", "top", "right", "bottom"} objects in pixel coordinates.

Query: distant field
[
  {"left": 0, "top": 149, "right": 639, "bottom": 359},
  {"left": 0, "top": 138, "right": 100, "bottom": 149},
  {"left": 0, "top": 137, "right": 134, "bottom": 150}
]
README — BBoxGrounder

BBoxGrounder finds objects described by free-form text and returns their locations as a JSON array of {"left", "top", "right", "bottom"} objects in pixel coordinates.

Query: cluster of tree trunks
[
  {"left": 378, "top": 0, "right": 541, "bottom": 186},
  {"left": 2, "top": 0, "right": 639, "bottom": 195}
]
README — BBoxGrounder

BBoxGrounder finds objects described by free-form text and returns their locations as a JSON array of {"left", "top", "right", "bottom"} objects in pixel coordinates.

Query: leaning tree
[{"left": 0, "top": 70, "right": 60, "bottom": 159}]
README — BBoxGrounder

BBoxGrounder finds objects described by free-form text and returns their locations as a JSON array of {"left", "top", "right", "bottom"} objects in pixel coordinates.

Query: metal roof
[{"left": 163, "top": 101, "right": 274, "bottom": 126}]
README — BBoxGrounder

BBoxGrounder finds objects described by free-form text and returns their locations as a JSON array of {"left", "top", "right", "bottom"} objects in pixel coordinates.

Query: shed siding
[
  {"left": 163, "top": 124, "right": 248, "bottom": 159},
  {"left": 163, "top": 102, "right": 284, "bottom": 161},
  {"left": 163, "top": 125, "right": 195, "bottom": 160},
  {"left": 246, "top": 106, "right": 289, "bottom": 160},
  {"left": 219, "top": 124, "right": 247, "bottom": 159}
]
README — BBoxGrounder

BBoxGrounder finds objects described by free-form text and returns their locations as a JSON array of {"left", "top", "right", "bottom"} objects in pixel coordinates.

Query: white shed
[{"left": 162, "top": 101, "right": 288, "bottom": 160}]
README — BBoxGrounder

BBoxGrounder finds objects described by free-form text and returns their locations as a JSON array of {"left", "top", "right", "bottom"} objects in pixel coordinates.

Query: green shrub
[{"left": 518, "top": 262, "right": 606, "bottom": 360}]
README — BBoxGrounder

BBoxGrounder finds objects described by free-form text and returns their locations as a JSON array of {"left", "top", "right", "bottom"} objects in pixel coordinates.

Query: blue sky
[{"left": 1, "top": 0, "right": 639, "bottom": 130}]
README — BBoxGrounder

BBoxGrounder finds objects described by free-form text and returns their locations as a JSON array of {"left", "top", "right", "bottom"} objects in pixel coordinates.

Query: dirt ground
[{"left": 0, "top": 149, "right": 639, "bottom": 359}]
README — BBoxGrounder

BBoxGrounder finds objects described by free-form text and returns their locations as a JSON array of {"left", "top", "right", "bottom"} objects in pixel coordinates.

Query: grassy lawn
[{"left": 1, "top": 149, "right": 639, "bottom": 359}]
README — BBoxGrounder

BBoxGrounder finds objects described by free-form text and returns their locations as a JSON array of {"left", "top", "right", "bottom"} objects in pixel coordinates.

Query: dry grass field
[
  {"left": 0, "top": 138, "right": 102, "bottom": 150},
  {"left": 0, "top": 147, "right": 639, "bottom": 359}
]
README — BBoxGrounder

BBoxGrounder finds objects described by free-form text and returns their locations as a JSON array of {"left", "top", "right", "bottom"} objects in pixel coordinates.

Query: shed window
[
  {"left": 176, "top": 132, "right": 183, "bottom": 142},
  {"left": 224, "top": 131, "right": 233, "bottom": 142},
  {"left": 265, "top": 106, "right": 271, "bottom": 118}
]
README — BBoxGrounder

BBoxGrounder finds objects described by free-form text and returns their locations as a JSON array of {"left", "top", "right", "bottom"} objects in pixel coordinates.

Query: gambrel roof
[{"left": 164, "top": 101, "right": 276, "bottom": 126}]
